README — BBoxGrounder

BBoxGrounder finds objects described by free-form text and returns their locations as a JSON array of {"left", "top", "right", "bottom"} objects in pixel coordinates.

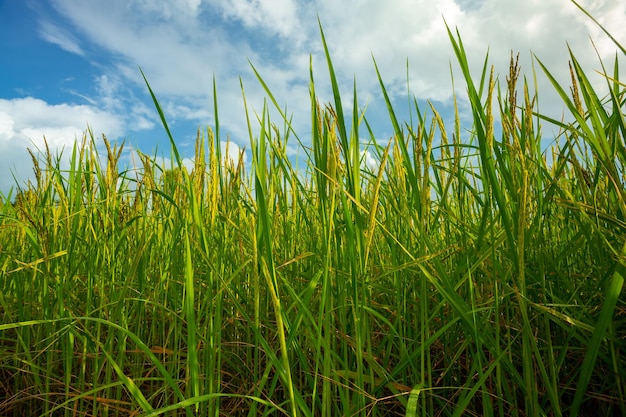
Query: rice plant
[{"left": 1, "top": 3, "right": 625, "bottom": 416}]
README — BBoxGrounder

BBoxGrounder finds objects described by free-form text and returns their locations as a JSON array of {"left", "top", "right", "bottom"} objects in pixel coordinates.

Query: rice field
[{"left": 1, "top": 11, "right": 625, "bottom": 417}]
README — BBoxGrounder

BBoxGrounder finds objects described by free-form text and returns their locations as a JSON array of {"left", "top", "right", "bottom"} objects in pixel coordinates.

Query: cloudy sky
[{"left": 1, "top": 0, "right": 624, "bottom": 195}]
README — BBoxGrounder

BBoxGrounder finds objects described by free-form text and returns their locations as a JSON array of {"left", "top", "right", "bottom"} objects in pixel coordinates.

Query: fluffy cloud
[
  {"left": 44, "top": 0, "right": 625, "bottom": 133},
  {"left": 0, "top": 98, "right": 124, "bottom": 194},
  {"left": 3, "top": 0, "right": 625, "bottom": 194},
  {"left": 211, "top": 0, "right": 303, "bottom": 40},
  {"left": 360, "top": 149, "right": 379, "bottom": 173},
  {"left": 33, "top": 0, "right": 626, "bottom": 108}
]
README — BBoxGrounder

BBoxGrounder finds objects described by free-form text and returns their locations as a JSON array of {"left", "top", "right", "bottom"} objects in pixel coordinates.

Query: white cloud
[
  {"left": 221, "top": 140, "right": 246, "bottom": 169},
  {"left": 212, "top": 0, "right": 302, "bottom": 40},
  {"left": 0, "top": 98, "right": 125, "bottom": 194},
  {"left": 308, "top": 0, "right": 626, "bottom": 125},
  {"left": 12, "top": 0, "right": 625, "bottom": 196},
  {"left": 130, "top": 0, "right": 202, "bottom": 19},
  {"left": 38, "top": 0, "right": 626, "bottom": 110},
  {"left": 37, "top": 20, "right": 85, "bottom": 56},
  {"left": 360, "top": 149, "right": 378, "bottom": 173},
  {"left": 92, "top": 74, "right": 157, "bottom": 131}
]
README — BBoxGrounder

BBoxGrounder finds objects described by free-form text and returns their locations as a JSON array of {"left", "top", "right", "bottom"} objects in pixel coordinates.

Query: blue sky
[{"left": 1, "top": 0, "right": 625, "bottom": 195}]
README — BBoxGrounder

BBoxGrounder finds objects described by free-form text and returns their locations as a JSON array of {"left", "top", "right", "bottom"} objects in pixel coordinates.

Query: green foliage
[{"left": 1, "top": 4, "right": 625, "bottom": 416}]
